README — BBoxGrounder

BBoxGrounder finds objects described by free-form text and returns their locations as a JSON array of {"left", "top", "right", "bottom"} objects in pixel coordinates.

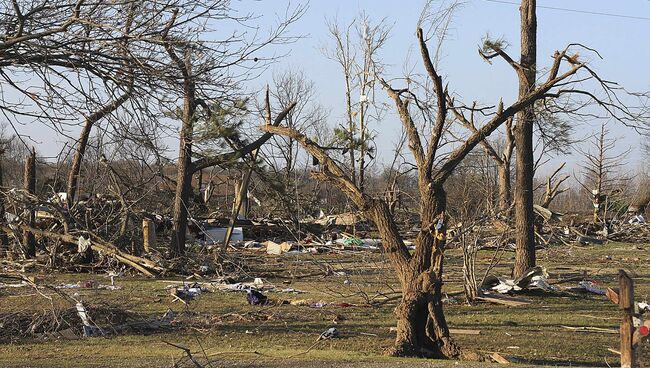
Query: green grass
[{"left": 1, "top": 241, "right": 649, "bottom": 367}]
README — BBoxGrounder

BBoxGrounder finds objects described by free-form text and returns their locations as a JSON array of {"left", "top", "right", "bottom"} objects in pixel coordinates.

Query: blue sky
[
  {"left": 23, "top": 0, "right": 650, "bottom": 174},
  {"left": 240, "top": 0, "right": 650, "bottom": 174}
]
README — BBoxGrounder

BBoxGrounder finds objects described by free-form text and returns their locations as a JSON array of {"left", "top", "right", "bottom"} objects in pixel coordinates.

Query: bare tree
[
  {"left": 256, "top": 70, "right": 329, "bottom": 220},
  {"left": 451, "top": 105, "right": 514, "bottom": 213},
  {"left": 267, "top": 70, "right": 327, "bottom": 177},
  {"left": 538, "top": 162, "right": 569, "bottom": 209},
  {"left": 577, "top": 123, "right": 630, "bottom": 225},
  {"left": 325, "top": 14, "right": 390, "bottom": 193},
  {"left": 263, "top": 0, "right": 603, "bottom": 352},
  {"left": 479, "top": 0, "right": 646, "bottom": 276}
]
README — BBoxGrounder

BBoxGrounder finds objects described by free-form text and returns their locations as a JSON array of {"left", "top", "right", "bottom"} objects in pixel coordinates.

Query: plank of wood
[
  {"left": 490, "top": 352, "right": 510, "bottom": 364},
  {"left": 606, "top": 287, "right": 619, "bottom": 305},
  {"left": 476, "top": 294, "right": 531, "bottom": 307},
  {"left": 607, "top": 348, "right": 621, "bottom": 355},
  {"left": 560, "top": 325, "right": 618, "bottom": 334},
  {"left": 449, "top": 328, "right": 481, "bottom": 335}
]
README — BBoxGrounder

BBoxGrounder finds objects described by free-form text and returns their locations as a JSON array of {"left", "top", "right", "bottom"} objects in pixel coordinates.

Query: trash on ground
[
  {"left": 481, "top": 266, "right": 557, "bottom": 294},
  {"left": 246, "top": 289, "right": 268, "bottom": 306},
  {"left": 578, "top": 281, "right": 607, "bottom": 295},
  {"left": 318, "top": 327, "right": 339, "bottom": 340}
]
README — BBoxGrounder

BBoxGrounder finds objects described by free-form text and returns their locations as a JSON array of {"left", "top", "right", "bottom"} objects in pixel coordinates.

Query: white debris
[
  {"left": 629, "top": 215, "right": 646, "bottom": 225},
  {"left": 77, "top": 236, "right": 91, "bottom": 253},
  {"left": 578, "top": 281, "right": 607, "bottom": 295}
]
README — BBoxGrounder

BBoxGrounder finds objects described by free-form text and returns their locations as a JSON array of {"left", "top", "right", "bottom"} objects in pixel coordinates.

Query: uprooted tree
[{"left": 262, "top": 2, "right": 647, "bottom": 358}]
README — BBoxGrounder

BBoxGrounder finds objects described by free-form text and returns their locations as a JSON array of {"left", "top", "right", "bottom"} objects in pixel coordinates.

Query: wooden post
[
  {"left": 223, "top": 160, "right": 255, "bottom": 252},
  {"left": 0, "top": 148, "right": 8, "bottom": 255},
  {"left": 23, "top": 149, "right": 36, "bottom": 258},
  {"left": 619, "top": 269, "right": 635, "bottom": 368},
  {"left": 142, "top": 219, "right": 155, "bottom": 253}
]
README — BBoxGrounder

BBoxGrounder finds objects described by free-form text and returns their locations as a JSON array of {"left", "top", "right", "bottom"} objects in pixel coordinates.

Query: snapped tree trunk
[
  {"left": 0, "top": 149, "right": 8, "bottom": 252},
  {"left": 66, "top": 87, "right": 133, "bottom": 204},
  {"left": 513, "top": 0, "right": 537, "bottom": 278},
  {"left": 344, "top": 74, "right": 357, "bottom": 187},
  {"left": 66, "top": 120, "right": 93, "bottom": 204},
  {"left": 359, "top": 101, "right": 366, "bottom": 193},
  {"left": 23, "top": 149, "right": 36, "bottom": 258},
  {"left": 497, "top": 163, "right": 511, "bottom": 213},
  {"left": 169, "top": 50, "right": 196, "bottom": 256}
]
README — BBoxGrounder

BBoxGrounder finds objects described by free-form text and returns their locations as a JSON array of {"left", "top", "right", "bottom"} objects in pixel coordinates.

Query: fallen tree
[{"left": 1, "top": 224, "right": 162, "bottom": 277}]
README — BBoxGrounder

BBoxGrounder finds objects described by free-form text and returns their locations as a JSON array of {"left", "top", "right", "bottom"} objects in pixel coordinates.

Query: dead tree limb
[{"left": 1, "top": 224, "right": 161, "bottom": 276}]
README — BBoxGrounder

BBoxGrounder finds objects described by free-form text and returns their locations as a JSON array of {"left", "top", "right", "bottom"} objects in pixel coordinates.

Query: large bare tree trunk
[
  {"left": 513, "top": 0, "right": 537, "bottom": 277},
  {"left": 169, "top": 50, "right": 195, "bottom": 256},
  {"left": 372, "top": 188, "right": 463, "bottom": 359},
  {"left": 23, "top": 149, "right": 36, "bottom": 258}
]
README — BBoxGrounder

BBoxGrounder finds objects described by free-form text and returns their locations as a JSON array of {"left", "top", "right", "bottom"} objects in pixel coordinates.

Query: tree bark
[
  {"left": 261, "top": 123, "right": 485, "bottom": 361},
  {"left": 344, "top": 73, "right": 357, "bottom": 187},
  {"left": 66, "top": 86, "right": 133, "bottom": 204},
  {"left": 23, "top": 149, "right": 36, "bottom": 258},
  {"left": 359, "top": 97, "right": 366, "bottom": 193},
  {"left": 372, "top": 189, "right": 462, "bottom": 359},
  {"left": 0, "top": 149, "right": 8, "bottom": 253},
  {"left": 169, "top": 49, "right": 195, "bottom": 256},
  {"left": 497, "top": 163, "right": 511, "bottom": 213},
  {"left": 513, "top": 0, "right": 537, "bottom": 278}
]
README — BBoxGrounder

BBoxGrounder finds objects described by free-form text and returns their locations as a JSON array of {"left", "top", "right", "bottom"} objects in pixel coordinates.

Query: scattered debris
[
  {"left": 318, "top": 327, "right": 339, "bottom": 340},
  {"left": 560, "top": 325, "right": 618, "bottom": 334},
  {"left": 475, "top": 293, "right": 531, "bottom": 307},
  {"left": 171, "top": 284, "right": 205, "bottom": 304},
  {"left": 201, "top": 226, "right": 243, "bottom": 244},
  {"left": 265, "top": 240, "right": 294, "bottom": 255},
  {"left": 481, "top": 266, "right": 557, "bottom": 294},
  {"left": 629, "top": 215, "right": 645, "bottom": 225},
  {"left": 56, "top": 280, "right": 122, "bottom": 290},
  {"left": 246, "top": 289, "right": 268, "bottom": 306},
  {"left": 577, "top": 235, "right": 604, "bottom": 245},
  {"left": 578, "top": 281, "right": 607, "bottom": 295},
  {"left": 76, "top": 302, "right": 105, "bottom": 337}
]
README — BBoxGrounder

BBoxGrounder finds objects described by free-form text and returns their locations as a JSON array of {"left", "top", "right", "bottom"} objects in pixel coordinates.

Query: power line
[{"left": 484, "top": 0, "right": 650, "bottom": 21}]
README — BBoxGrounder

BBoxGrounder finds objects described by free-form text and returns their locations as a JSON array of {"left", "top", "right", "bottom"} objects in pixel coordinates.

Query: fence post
[{"left": 619, "top": 269, "right": 635, "bottom": 368}]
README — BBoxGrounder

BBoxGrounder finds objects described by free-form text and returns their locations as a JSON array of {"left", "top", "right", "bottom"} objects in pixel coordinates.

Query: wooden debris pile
[
  {"left": 608, "top": 224, "right": 650, "bottom": 243},
  {"left": 0, "top": 189, "right": 164, "bottom": 276}
]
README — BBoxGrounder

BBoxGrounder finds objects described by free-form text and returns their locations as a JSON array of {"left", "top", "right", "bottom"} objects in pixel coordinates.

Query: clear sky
[
  {"left": 241, "top": 0, "right": 650, "bottom": 175},
  {"left": 23, "top": 0, "right": 650, "bottom": 175}
]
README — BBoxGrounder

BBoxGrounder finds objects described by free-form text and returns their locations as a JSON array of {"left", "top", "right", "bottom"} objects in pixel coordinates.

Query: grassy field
[{"left": 1, "top": 241, "right": 649, "bottom": 367}]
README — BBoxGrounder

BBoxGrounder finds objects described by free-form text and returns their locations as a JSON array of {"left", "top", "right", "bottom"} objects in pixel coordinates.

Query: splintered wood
[
  {"left": 142, "top": 219, "right": 155, "bottom": 253},
  {"left": 619, "top": 270, "right": 635, "bottom": 368}
]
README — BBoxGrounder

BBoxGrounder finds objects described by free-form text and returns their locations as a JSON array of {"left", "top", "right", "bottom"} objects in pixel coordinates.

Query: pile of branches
[
  {"left": 608, "top": 223, "right": 650, "bottom": 243},
  {"left": 0, "top": 189, "right": 164, "bottom": 276}
]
